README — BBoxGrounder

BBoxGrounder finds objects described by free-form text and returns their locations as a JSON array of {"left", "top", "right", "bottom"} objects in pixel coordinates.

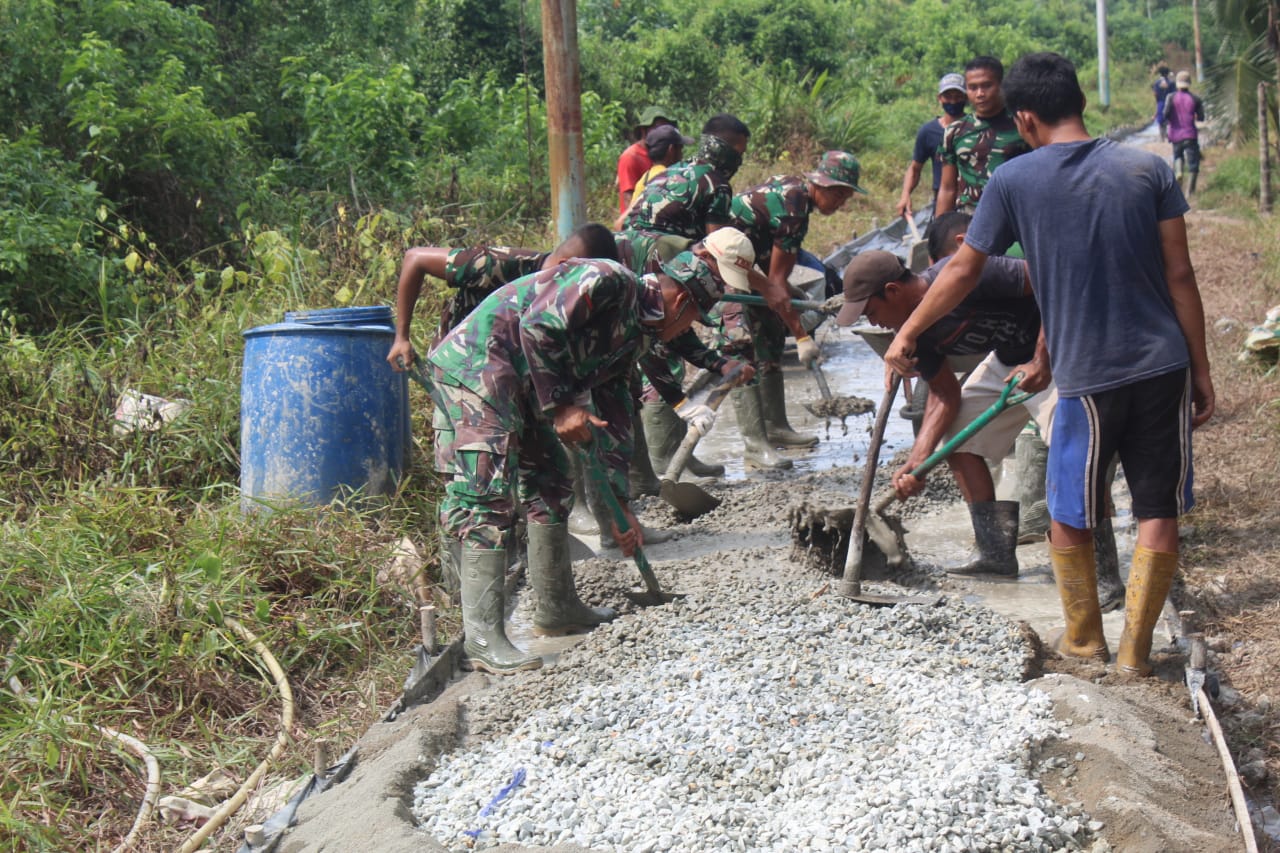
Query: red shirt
[{"left": 616, "top": 141, "right": 653, "bottom": 212}]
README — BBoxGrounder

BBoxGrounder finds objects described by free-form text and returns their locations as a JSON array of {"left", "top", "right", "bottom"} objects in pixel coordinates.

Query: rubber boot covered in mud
[
  {"left": 1094, "top": 517, "right": 1125, "bottom": 613},
  {"left": 1015, "top": 430, "right": 1050, "bottom": 545},
  {"left": 1048, "top": 538, "right": 1110, "bottom": 661},
  {"left": 641, "top": 401, "right": 724, "bottom": 479},
  {"left": 760, "top": 370, "right": 818, "bottom": 449},
  {"left": 628, "top": 410, "right": 661, "bottom": 499},
  {"left": 1115, "top": 546, "right": 1177, "bottom": 676},
  {"left": 460, "top": 546, "right": 542, "bottom": 674},
  {"left": 946, "top": 501, "right": 1020, "bottom": 577},
  {"left": 527, "top": 522, "right": 617, "bottom": 636},
  {"left": 568, "top": 455, "right": 600, "bottom": 536},
  {"left": 733, "top": 384, "right": 793, "bottom": 470}
]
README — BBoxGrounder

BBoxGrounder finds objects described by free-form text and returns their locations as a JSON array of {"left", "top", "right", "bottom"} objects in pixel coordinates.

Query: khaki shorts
[{"left": 938, "top": 352, "right": 1057, "bottom": 462}]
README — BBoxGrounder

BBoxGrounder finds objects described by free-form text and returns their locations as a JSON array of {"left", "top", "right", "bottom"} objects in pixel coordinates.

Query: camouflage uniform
[
  {"left": 720, "top": 175, "right": 815, "bottom": 369},
  {"left": 620, "top": 160, "right": 734, "bottom": 267},
  {"left": 615, "top": 231, "right": 726, "bottom": 403},
  {"left": 434, "top": 246, "right": 548, "bottom": 345},
  {"left": 939, "top": 109, "right": 1028, "bottom": 212},
  {"left": 427, "top": 258, "right": 685, "bottom": 549}
]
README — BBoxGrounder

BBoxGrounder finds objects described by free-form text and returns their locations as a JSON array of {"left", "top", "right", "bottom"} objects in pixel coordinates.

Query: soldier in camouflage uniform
[
  {"left": 414, "top": 252, "right": 745, "bottom": 674},
  {"left": 935, "top": 56, "right": 1030, "bottom": 216},
  {"left": 621, "top": 113, "right": 750, "bottom": 272},
  {"left": 722, "top": 150, "right": 865, "bottom": 466},
  {"left": 388, "top": 223, "right": 620, "bottom": 353}
]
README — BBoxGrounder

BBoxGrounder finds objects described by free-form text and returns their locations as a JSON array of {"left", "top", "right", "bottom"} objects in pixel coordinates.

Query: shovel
[
  {"left": 903, "top": 214, "right": 931, "bottom": 272},
  {"left": 863, "top": 373, "right": 1034, "bottom": 573},
  {"left": 577, "top": 442, "right": 684, "bottom": 606},
  {"left": 658, "top": 363, "right": 749, "bottom": 518},
  {"left": 837, "top": 374, "right": 939, "bottom": 606}
]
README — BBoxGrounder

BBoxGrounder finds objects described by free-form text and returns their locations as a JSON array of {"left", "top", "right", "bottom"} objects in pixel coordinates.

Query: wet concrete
[{"left": 693, "top": 325, "right": 917, "bottom": 480}]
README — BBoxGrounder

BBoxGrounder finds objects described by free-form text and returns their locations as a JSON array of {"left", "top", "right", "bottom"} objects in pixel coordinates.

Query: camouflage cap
[
  {"left": 661, "top": 251, "right": 726, "bottom": 324},
  {"left": 638, "top": 105, "right": 674, "bottom": 127},
  {"left": 807, "top": 150, "right": 868, "bottom": 195}
]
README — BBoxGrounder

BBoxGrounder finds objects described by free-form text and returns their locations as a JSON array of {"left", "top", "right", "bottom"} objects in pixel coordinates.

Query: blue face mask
[{"left": 942, "top": 101, "right": 967, "bottom": 118}]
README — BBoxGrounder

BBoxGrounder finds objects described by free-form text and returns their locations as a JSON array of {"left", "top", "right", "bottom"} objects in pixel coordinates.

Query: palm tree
[{"left": 1209, "top": 0, "right": 1279, "bottom": 139}]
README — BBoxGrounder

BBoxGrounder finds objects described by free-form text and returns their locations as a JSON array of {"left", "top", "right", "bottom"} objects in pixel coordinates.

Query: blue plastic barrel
[{"left": 240, "top": 306, "right": 410, "bottom": 508}]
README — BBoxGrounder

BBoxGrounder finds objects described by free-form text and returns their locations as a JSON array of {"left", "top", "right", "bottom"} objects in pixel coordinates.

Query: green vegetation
[{"left": 0, "top": 0, "right": 1210, "bottom": 847}]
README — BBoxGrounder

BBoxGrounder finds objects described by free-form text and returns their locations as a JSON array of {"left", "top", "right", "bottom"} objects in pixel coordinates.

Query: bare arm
[
  {"left": 895, "top": 161, "right": 924, "bottom": 218},
  {"left": 750, "top": 247, "right": 806, "bottom": 340},
  {"left": 893, "top": 364, "right": 962, "bottom": 498},
  {"left": 1159, "top": 216, "right": 1215, "bottom": 427},
  {"left": 884, "top": 243, "right": 988, "bottom": 377},
  {"left": 388, "top": 247, "right": 450, "bottom": 369},
  {"left": 934, "top": 164, "right": 959, "bottom": 216}
]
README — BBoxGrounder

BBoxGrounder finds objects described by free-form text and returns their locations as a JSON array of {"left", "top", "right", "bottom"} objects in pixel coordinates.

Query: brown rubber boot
[
  {"left": 1115, "top": 546, "right": 1178, "bottom": 676},
  {"left": 1049, "top": 538, "right": 1110, "bottom": 661}
]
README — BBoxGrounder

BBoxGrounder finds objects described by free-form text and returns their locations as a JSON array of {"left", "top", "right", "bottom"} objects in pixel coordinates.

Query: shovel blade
[
  {"left": 659, "top": 479, "right": 721, "bottom": 518},
  {"left": 624, "top": 589, "right": 686, "bottom": 607}
]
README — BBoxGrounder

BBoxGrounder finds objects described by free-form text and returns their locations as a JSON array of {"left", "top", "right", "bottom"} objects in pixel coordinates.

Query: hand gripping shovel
[
  {"left": 659, "top": 363, "right": 749, "bottom": 518},
  {"left": 858, "top": 373, "right": 1034, "bottom": 582},
  {"left": 577, "top": 441, "right": 684, "bottom": 606}
]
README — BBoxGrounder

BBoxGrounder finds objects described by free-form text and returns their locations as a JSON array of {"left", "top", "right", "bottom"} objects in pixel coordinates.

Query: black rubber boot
[
  {"left": 760, "top": 370, "right": 818, "bottom": 448},
  {"left": 527, "top": 522, "right": 617, "bottom": 636},
  {"left": 733, "top": 385, "right": 793, "bottom": 470},
  {"left": 460, "top": 546, "right": 542, "bottom": 674},
  {"left": 628, "top": 409, "right": 661, "bottom": 499},
  {"left": 947, "top": 501, "right": 1020, "bottom": 577},
  {"left": 641, "top": 401, "right": 724, "bottom": 480},
  {"left": 1094, "top": 517, "right": 1125, "bottom": 613},
  {"left": 1015, "top": 431, "right": 1050, "bottom": 545}
]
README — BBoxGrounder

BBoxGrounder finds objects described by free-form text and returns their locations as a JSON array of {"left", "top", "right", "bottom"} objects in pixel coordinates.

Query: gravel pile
[{"left": 412, "top": 560, "right": 1092, "bottom": 852}]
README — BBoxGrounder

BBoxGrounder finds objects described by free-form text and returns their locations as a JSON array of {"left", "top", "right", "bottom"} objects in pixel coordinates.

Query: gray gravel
[{"left": 411, "top": 557, "right": 1092, "bottom": 852}]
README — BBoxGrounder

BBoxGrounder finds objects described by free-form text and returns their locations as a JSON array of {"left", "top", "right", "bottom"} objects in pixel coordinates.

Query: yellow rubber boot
[
  {"left": 1115, "top": 546, "right": 1178, "bottom": 676},
  {"left": 1049, "top": 538, "right": 1110, "bottom": 661}
]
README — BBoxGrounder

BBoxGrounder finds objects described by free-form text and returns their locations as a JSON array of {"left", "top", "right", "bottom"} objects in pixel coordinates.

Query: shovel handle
[
  {"left": 904, "top": 213, "right": 923, "bottom": 244},
  {"left": 576, "top": 445, "right": 664, "bottom": 596},
  {"left": 720, "top": 292, "right": 828, "bottom": 312},
  {"left": 810, "top": 361, "right": 833, "bottom": 401},
  {"left": 662, "top": 363, "right": 748, "bottom": 482},
  {"left": 873, "top": 373, "right": 1034, "bottom": 514},
  {"left": 841, "top": 374, "right": 901, "bottom": 596},
  {"left": 395, "top": 356, "right": 434, "bottom": 394}
]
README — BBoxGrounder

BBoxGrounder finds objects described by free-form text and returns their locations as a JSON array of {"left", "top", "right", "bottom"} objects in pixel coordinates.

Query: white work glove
[
  {"left": 796, "top": 335, "right": 820, "bottom": 366},
  {"left": 675, "top": 400, "right": 716, "bottom": 435}
]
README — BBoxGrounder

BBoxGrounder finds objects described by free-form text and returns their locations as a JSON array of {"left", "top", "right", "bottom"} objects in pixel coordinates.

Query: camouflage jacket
[
  {"left": 427, "top": 258, "right": 663, "bottom": 412},
  {"left": 729, "top": 175, "right": 812, "bottom": 268},
  {"left": 614, "top": 230, "right": 729, "bottom": 401},
  {"left": 435, "top": 246, "right": 547, "bottom": 344},
  {"left": 939, "top": 109, "right": 1028, "bottom": 211},
  {"left": 620, "top": 160, "right": 733, "bottom": 241}
]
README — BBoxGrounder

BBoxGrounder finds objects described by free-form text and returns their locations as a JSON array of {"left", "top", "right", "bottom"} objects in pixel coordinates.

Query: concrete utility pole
[
  {"left": 541, "top": 0, "right": 587, "bottom": 241},
  {"left": 1192, "top": 0, "right": 1205, "bottom": 82},
  {"left": 1096, "top": 0, "right": 1111, "bottom": 108}
]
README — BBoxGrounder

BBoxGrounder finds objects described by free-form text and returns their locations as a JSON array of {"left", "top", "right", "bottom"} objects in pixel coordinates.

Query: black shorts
[{"left": 1047, "top": 369, "right": 1194, "bottom": 528}]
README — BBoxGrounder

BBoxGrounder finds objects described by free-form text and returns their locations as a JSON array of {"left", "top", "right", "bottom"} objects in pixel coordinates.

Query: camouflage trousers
[
  {"left": 710, "top": 303, "right": 787, "bottom": 374},
  {"left": 428, "top": 370, "right": 634, "bottom": 549}
]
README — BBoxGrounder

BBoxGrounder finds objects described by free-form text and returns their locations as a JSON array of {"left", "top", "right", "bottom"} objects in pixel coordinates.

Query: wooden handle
[{"left": 839, "top": 375, "right": 900, "bottom": 596}]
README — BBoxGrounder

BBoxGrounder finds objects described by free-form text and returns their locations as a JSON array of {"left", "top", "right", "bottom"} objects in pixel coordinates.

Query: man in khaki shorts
[{"left": 836, "top": 248, "right": 1052, "bottom": 578}]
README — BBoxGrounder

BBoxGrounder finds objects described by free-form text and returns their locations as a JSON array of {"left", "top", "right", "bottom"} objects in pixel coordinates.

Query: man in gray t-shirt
[{"left": 885, "top": 52, "right": 1214, "bottom": 678}]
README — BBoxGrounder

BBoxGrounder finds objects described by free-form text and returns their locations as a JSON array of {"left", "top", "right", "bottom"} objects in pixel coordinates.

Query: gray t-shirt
[
  {"left": 963, "top": 138, "right": 1190, "bottom": 397},
  {"left": 914, "top": 255, "right": 1038, "bottom": 381}
]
